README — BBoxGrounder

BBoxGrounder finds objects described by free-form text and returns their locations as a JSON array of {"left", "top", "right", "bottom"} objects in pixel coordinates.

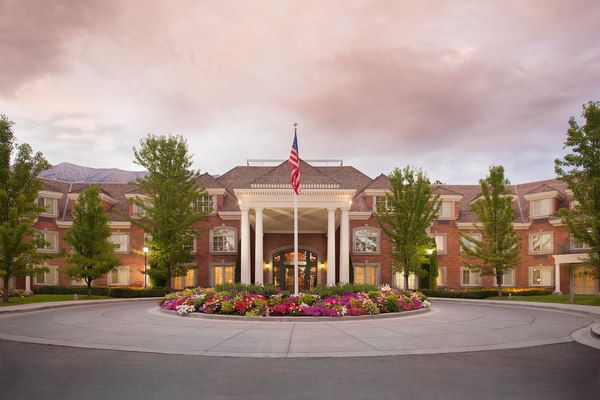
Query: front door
[
  {"left": 272, "top": 249, "right": 318, "bottom": 291},
  {"left": 573, "top": 267, "right": 597, "bottom": 294}
]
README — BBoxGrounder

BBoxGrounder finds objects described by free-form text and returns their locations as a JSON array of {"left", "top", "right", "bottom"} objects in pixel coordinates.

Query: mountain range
[{"left": 40, "top": 162, "right": 148, "bottom": 183}]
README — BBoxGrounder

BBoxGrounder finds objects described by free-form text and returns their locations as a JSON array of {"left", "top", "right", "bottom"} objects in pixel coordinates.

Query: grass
[
  {"left": 0, "top": 294, "right": 111, "bottom": 307},
  {"left": 488, "top": 294, "right": 600, "bottom": 306}
]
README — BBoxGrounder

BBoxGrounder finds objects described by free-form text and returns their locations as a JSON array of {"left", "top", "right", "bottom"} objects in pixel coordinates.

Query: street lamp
[
  {"left": 143, "top": 246, "right": 149, "bottom": 289},
  {"left": 426, "top": 248, "right": 434, "bottom": 289}
]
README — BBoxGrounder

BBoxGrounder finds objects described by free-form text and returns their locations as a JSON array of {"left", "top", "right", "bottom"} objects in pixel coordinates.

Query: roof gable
[{"left": 249, "top": 159, "right": 341, "bottom": 189}]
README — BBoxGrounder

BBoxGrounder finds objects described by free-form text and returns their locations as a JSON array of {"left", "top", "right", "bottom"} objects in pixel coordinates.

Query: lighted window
[
  {"left": 212, "top": 265, "right": 235, "bottom": 286},
  {"left": 432, "top": 234, "right": 446, "bottom": 254},
  {"left": 108, "top": 266, "right": 130, "bottom": 286},
  {"left": 37, "top": 197, "right": 58, "bottom": 216},
  {"left": 394, "top": 272, "right": 418, "bottom": 289},
  {"left": 354, "top": 264, "right": 379, "bottom": 285},
  {"left": 529, "top": 266, "right": 553, "bottom": 286},
  {"left": 531, "top": 198, "right": 552, "bottom": 218},
  {"left": 172, "top": 267, "right": 196, "bottom": 290},
  {"left": 34, "top": 265, "right": 58, "bottom": 285},
  {"left": 461, "top": 268, "right": 481, "bottom": 286},
  {"left": 438, "top": 201, "right": 454, "bottom": 219},
  {"left": 110, "top": 233, "right": 129, "bottom": 253},
  {"left": 436, "top": 267, "right": 447, "bottom": 287},
  {"left": 36, "top": 231, "right": 58, "bottom": 252},
  {"left": 530, "top": 232, "right": 553, "bottom": 254},
  {"left": 211, "top": 228, "right": 236, "bottom": 253},
  {"left": 354, "top": 228, "right": 379, "bottom": 253}
]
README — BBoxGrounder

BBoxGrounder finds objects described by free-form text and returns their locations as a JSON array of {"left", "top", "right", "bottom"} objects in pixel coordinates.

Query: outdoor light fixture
[
  {"left": 143, "top": 246, "right": 149, "bottom": 289},
  {"left": 426, "top": 248, "right": 434, "bottom": 255}
]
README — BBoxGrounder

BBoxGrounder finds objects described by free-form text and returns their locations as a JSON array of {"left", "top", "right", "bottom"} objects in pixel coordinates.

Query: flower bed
[
  {"left": 160, "top": 285, "right": 430, "bottom": 317},
  {"left": 0, "top": 288, "right": 33, "bottom": 298}
]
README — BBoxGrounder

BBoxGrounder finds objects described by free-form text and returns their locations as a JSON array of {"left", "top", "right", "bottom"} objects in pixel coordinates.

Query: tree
[
  {"left": 131, "top": 134, "right": 209, "bottom": 290},
  {"left": 555, "top": 101, "right": 600, "bottom": 282},
  {"left": 0, "top": 115, "right": 51, "bottom": 303},
  {"left": 375, "top": 166, "right": 440, "bottom": 289},
  {"left": 64, "top": 186, "right": 121, "bottom": 297},
  {"left": 460, "top": 165, "right": 520, "bottom": 297}
]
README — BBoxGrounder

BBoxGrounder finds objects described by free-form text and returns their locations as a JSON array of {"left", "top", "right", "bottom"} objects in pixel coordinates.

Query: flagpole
[{"left": 293, "top": 191, "right": 299, "bottom": 296}]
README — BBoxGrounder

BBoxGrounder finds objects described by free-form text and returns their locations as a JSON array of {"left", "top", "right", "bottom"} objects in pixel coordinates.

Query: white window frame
[
  {"left": 493, "top": 269, "right": 515, "bottom": 287},
  {"left": 132, "top": 203, "right": 146, "bottom": 218},
  {"left": 110, "top": 232, "right": 130, "bottom": 254},
  {"left": 108, "top": 266, "right": 130, "bottom": 286},
  {"left": 36, "top": 230, "right": 59, "bottom": 253},
  {"left": 529, "top": 232, "right": 553, "bottom": 255},
  {"left": 373, "top": 195, "right": 393, "bottom": 213},
  {"left": 529, "top": 266, "right": 553, "bottom": 287},
  {"left": 460, "top": 233, "right": 482, "bottom": 253},
  {"left": 184, "top": 238, "right": 198, "bottom": 254},
  {"left": 436, "top": 267, "right": 447, "bottom": 287},
  {"left": 438, "top": 201, "right": 455, "bottom": 220},
  {"left": 431, "top": 233, "right": 447, "bottom": 255},
  {"left": 530, "top": 198, "right": 553, "bottom": 219},
  {"left": 460, "top": 267, "right": 482, "bottom": 287},
  {"left": 71, "top": 277, "right": 87, "bottom": 286},
  {"left": 34, "top": 265, "right": 59, "bottom": 286},
  {"left": 394, "top": 271, "right": 418, "bottom": 290},
  {"left": 353, "top": 227, "right": 380, "bottom": 254},
  {"left": 210, "top": 227, "right": 237, "bottom": 253},
  {"left": 353, "top": 263, "right": 380, "bottom": 285},
  {"left": 195, "top": 195, "right": 215, "bottom": 214},
  {"left": 37, "top": 197, "right": 59, "bottom": 217},
  {"left": 210, "top": 264, "right": 235, "bottom": 286}
]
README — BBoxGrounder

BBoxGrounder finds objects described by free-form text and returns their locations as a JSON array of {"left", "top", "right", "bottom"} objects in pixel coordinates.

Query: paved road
[{"left": 0, "top": 340, "right": 598, "bottom": 400}]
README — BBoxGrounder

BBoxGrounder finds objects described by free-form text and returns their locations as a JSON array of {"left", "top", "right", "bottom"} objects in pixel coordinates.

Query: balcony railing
[{"left": 558, "top": 243, "right": 591, "bottom": 254}]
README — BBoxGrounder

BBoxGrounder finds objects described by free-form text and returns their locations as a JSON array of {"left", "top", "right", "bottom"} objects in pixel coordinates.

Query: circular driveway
[{"left": 0, "top": 300, "right": 595, "bottom": 358}]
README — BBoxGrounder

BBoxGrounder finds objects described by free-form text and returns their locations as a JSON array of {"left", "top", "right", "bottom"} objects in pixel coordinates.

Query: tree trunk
[
  {"left": 2, "top": 277, "right": 9, "bottom": 303},
  {"left": 404, "top": 272, "right": 410, "bottom": 291},
  {"left": 497, "top": 273, "right": 503, "bottom": 297},
  {"left": 167, "top": 264, "right": 172, "bottom": 291},
  {"left": 87, "top": 281, "right": 92, "bottom": 298}
]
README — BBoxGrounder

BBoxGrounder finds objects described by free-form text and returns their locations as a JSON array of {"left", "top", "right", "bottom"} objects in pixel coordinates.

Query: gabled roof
[
  {"left": 364, "top": 174, "right": 390, "bottom": 190},
  {"left": 196, "top": 172, "right": 224, "bottom": 189},
  {"left": 525, "top": 183, "right": 560, "bottom": 196},
  {"left": 433, "top": 185, "right": 464, "bottom": 196},
  {"left": 248, "top": 159, "right": 342, "bottom": 189}
]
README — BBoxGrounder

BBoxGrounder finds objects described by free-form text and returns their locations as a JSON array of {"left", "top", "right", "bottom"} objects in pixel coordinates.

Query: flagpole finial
[{"left": 293, "top": 122, "right": 298, "bottom": 133}]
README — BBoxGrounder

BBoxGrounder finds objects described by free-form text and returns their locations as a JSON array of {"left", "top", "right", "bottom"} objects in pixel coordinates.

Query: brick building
[{"left": 4, "top": 159, "right": 598, "bottom": 295}]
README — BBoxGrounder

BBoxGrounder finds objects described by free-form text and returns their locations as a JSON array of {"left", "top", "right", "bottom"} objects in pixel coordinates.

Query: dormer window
[
  {"left": 195, "top": 195, "right": 214, "bottom": 213},
  {"left": 438, "top": 201, "right": 454, "bottom": 219},
  {"left": 37, "top": 197, "right": 58, "bottom": 217},
  {"left": 531, "top": 198, "right": 552, "bottom": 218}
]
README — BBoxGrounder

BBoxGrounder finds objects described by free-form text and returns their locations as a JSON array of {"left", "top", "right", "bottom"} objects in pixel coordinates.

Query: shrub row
[
  {"left": 421, "top": 288, "right": 553, "bottom": 299},
  {"left": 210, "top": 283, "right": 382, "bottom": 298},
  {"left": 32, "top": 285, "right": 169, "bottom": 298}
]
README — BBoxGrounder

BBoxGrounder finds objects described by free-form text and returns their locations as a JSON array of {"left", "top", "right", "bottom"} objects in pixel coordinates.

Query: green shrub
[
  {"left": 107, "top": 287, "right": 169, "bottom": 298},
  {"left": 421, "top": 288, "right": 553, "bottom": 299},
  {"left": 212, "top": 283, "right": 278, "bottom": 297},
  {"left": 311, "top": 284, "right": 379, "bottom": 298},
  {"left": 32, "top": 285, "right": 168, "bottom": 298}
]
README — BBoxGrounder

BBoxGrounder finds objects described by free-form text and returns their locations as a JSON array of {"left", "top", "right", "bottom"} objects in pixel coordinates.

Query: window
[
  {"left": 374, "top": 196, "right": 393, "bottom": 213},
  {"left": 530, "top": 232, "right": 553, "bottom": 254},
  {"left": 212, "top": 264, "right": 235, "bottom": 285},
  {"left": 529, "top": 266, "right": 553, "bottom": 286},
  {"left": 460, "top": 233, "right": 482, "bottom": 253},
  {"left": 35, "top": 265, "right": 58, "bottom": 285},
  {"left": 436, "top": 267, "right": 447, "bottom": 287},
  {"left": 531, "top": 198, "right": 552, "bottom": 218},
  {"left": 172, "top": 267, "right": 196, "bottom": 290},
  {"left": 211, "top": 227, "right": 236, "bottom": 253},
  {"left": 431, "top": 234, "right": 446, "bottom": 254},
  {"left": 184, "top": 238, "right": 197, "bottom": 254},
  {"left": 195, "top": 195, "right": 214, "bottom": 213},
  {"left": 461, "top": 268, "right": 481, "bottom": 286},
  {"left": 108, "top": 266, "right": 129, "bottom": 285},
  {"left": 71, "top": 277, "right": 86, "bottom": 286},
  {"left": 438, "top": 201, "right": 454, "bottom": 219},
  {"left": 494, "top": 269, "right": 515, "bottom": 286},
  {"left": 132, "top": 203, "right": 146, "bottom": 217},
  {"left": 110, "top": 233, "right": 129, "bottom": 253},
  {"left": 394, "top": 272, "right": 418, "bottom": 289},
  {"left": 37, "top": 197, "right": 58, "bottom": 216},
  {"left": 354, "top": 264, "right": 379, "bottom": 285},
  {"left": 354, "top": 228, "right": 379, "bottom": 253},
  {"left": 36, "top": 231, "right": 58, "bottom": 252}
]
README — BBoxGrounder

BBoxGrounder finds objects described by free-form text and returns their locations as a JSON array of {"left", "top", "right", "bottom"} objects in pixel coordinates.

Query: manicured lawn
[
  {"left": 489, "top": 294, "right": 600, "bottom": 306},
  {"left": 0, "top": 294, "right": 111, "bottom": 307}
]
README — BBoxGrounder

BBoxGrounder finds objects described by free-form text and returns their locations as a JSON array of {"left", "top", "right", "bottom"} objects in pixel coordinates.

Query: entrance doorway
[
  {"left": 573, "top": 267, "right": 597, "bottom": 294},
  {"left": 272, "top": 249, "right": 318, "bottom": 291}
]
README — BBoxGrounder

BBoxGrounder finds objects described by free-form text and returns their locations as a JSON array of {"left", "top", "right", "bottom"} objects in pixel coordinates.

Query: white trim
[
  {"left": 205, "top": 188, "right": 227, "bottom": 196},
  {"left": 218, "top": 211, "right": 241, "bottom": 220},
  {"left": 439, "top": 194, "right": 463, "bottom": 202},
  {"left": 549, "top": 218, "right": 564, "bottom": 226},
  {"left": 353, "top": 226, "right": 381, "bottom": 255},
  {"left": 364, "top": 189, "right": 390, "bottom": 196},
  {"left": 512, "top": 222, "right": 532, "bottom": 230},
  {"left": 430, "top": 233, "right": 447, "bottom": 255},
  {"left": 68, "top": 192, "right": 118, "bottom": 205},
  {"left": 110, "top": 232, "right": 130, "bottom": 253},
  {"left": 528, "top": 265, "right": 554, "bottom": 287},
  {"left": 210, "top": 226, "right": 237, "bottom": 254},
  {"left": 349, "top": 211, "right": 372, "bottom": 220},
  {"left": 38, "top": 190, "right": 63, "bottom": 199},
  {"left": 524, "top": 191, "right": 558, "bottom": 201},
  {"left": 109, "top": 221, "right": 131, "bottom": 229}
]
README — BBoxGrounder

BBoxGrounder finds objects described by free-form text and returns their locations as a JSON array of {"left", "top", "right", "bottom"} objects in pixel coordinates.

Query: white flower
[
  {"left": 380, "top": 284, "right": 392, "bottom": 293},
  {"left": 176, "top": 304, "right": 195, "bottom": 315},
  {"left": 422, "top": 300, "right": 432, "bottom": 308}
]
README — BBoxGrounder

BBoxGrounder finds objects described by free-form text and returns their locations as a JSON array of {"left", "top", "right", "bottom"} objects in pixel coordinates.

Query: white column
[
  {"left": 25, "top": 276, "right": 31, "bottom": 291},
  {"left": 327, "top": 208, "right": 336, "bottom": 285},
  {"left": 339, "top": 208, "right": 350, "bottom": 283},
  {"left": 554, "top": 260, "right": 562, "bottom": 294},
  {"left": 240, "top": 207, "right": 251, "bottom": 284},
  {"left": 254, "top": 207, "right": 264, "bottom": 285}
]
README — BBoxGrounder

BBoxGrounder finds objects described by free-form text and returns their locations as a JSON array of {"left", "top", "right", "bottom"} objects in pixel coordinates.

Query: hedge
[
  {"left": 32, "top": 286, "right": 169, "bottom": 298},
  {"left": 420, "top": 288, "right": 553, "bottom": 299}
]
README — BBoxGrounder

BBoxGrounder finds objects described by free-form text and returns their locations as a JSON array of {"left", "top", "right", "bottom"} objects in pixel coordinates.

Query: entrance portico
[{"left": 235, "top": 185, "right": 355, "bottom": 287}]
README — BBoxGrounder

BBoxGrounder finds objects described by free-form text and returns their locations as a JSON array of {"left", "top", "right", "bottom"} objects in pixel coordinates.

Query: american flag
[{"left": 288, "top": 128, "right": 300, "bottom": 195}]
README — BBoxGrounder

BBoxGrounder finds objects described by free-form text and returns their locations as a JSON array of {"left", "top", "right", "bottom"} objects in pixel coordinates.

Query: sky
[{"left": 1, "top": 0, "right": 599, "bottom": 184}]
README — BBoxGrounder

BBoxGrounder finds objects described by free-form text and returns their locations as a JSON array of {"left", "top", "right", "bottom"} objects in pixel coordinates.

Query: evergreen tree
[
  {"left": 0, "top": 115, "right": 51, "bottom": 303},
  {"left": 130, "top": 134, "right": 209, "bottom": 290},
  {"left": 375, "top": 166, "right": 440, "bottom": 289},
  {"left": 460, "top": 165, "right": 520, "bottom": 297},
  {"left": 64, "top": 186, "right": 121, "bottom": 297},
  {"left": 555, "top": 101, "right": 600, "bottom": 281}
]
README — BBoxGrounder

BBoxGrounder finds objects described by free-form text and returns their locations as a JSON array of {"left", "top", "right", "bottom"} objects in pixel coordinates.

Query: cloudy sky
[{"left": 1, "top": 0, "right": 599, "bottom": 183}]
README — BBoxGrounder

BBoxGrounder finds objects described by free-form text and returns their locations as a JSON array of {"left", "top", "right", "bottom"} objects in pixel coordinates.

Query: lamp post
[
  {"left": 426, "top": 248, "right": 434, "bottom": 289},
  {"left": 143, "top": 246, "right": 149, "bottom": 289}
]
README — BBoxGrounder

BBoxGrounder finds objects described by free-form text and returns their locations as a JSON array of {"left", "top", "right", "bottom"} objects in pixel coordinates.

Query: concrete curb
[
  {"left": 0, "top": 297, "right": 161, "bottom": 315},
  {"left": 591, "top": 323, "right": 600, "bottom": 339},
  {"left": 158, "top": 306, "right": 430, "bottom": 322}
]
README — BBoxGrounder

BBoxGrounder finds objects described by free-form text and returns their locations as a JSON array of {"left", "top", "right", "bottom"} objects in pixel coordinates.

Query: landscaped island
[{"left": 161, "top": 284, "right": 431, "bottom": 317}]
